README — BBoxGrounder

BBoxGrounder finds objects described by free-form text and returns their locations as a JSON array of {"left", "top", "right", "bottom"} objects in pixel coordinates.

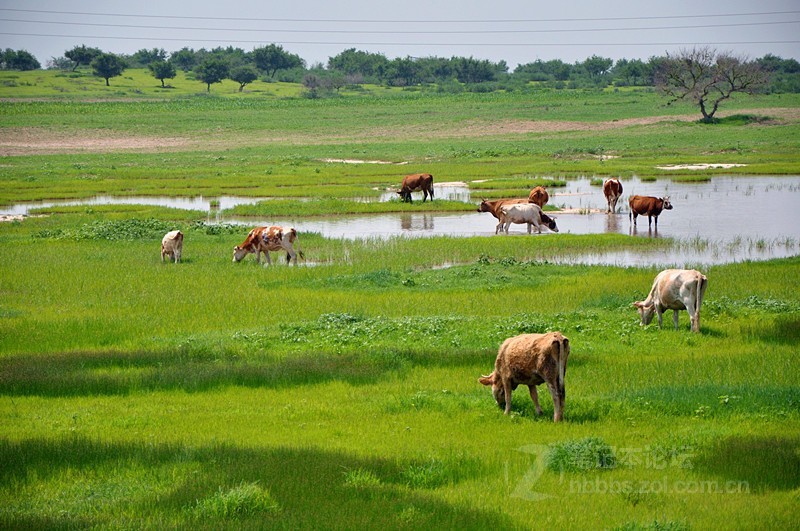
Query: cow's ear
[
  {"left": 478, "top": 374, "right": 494, "bottom": 386},
  {"left": 632, "top": 301, "right": 643, "bottom": 308}
]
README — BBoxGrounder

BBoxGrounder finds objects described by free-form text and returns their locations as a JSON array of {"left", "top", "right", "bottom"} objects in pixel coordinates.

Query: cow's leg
[
  {"left": 286, "top": 248, "right": 297, "bottom": 265},
  {"left": 546, "top": 381, "right": 562, "bottom": 422},
  {"left": 656, "top": 306, "right": 664, "bottom": 328},
  {"left": 527, "top": 222, "right": 532, "bottom": 234},
  {"left": 502, "top": 380, "right": 513, "bottom": 415},
  {"left": 684, "top": 300, "right": 697, "bottom": 332},
  {"left": 262, "top": 251, "right": 272, "bottom": 267},
  {"left": 529, "top": 385, "right": 542, "bottom": 416},
  {"left": 673, "top": 310, "right": 680, "bottom": 330},
  {"left": 495, "top": 220, "right": 503, "bottom": 234}
]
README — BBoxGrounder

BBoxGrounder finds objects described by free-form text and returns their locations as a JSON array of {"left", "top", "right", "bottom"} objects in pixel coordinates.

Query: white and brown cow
[
  {"left": 479, "top": 332, "right": 570, "bottom": 422},
  {"left": 499, "top": 203, "right": 558, "bottom": 234},
  {"left": 233, "top": 226, "right": 303, "bottom": 265},
  {"left": 634, "top": 269, "right": 708, "bottom": 332},
  {"left": 528, "top": 186, "right": 549, "bottom": 208},
  {"left": 603, "top": 178, "right": 623, "bottom": 213},
  {"left": 397, "top": 173, "right": 434, "bottom": 203},
  {"left": 161, "top": 230, "right": 183, "bottom": 263},
  {"left": 629, "top": 195, "right": 673, "bottom": 228},
  {"left": 478, "top": 198, "right": 529, "bottom": 234}
]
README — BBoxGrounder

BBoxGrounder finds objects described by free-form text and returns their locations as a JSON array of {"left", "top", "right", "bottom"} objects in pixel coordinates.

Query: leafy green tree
[
  {"left": 452, "top": 56, "right": 496, "bottom": 83},
  {"left": 1, "top": 49, "right": 41, "bottom": 70},
  {"left": 149, "top": 60, "right": 176, "bottom": 87},
  {"left": 327, "top": 48, "right": 388, "bottom": 81},
  {"left": 253, "top": 44, "right": 303, "bottom": 78},
  {"left": 385, "top": 57, "right": 419, "bottom": 86},
  {"left": 130, "top": 48, "right": 167, "bottom": 67},
  {"left": 656, "top": 46, "right": 769, "bottom": 122},
  {"left": 581, "top": 55, "right": 614, "bottom": 80},
  {"left": 171, "top": 48, "right": 197, "bottom": 72},
  {"left": 65, "top": 45, "right": 102, "bottom": 72},
  {"left": 230, "top": 65, "right": 258, "bottom": 92},
  {"left": 194, "top": 58, "right": 229, "bottom": 92},
  {"left": 90, "top": 53, "right": 126, "bottom": 86}
]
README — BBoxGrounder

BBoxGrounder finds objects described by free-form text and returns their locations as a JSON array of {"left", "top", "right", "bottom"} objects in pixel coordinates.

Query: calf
[
  {"left": 397, "top": 173, "right": 434, "bottom": 203},
  {"left": 603, "top": 178, "right": 623, "bottom": 213},
  {"left": 479, "top": 332, "right": 570, "bottom": 422},
  {"left": 161, "top": 230, "right": 183, "bottom": 263},
  {"left": 499, "top": 203, "right": 559, "bottom": 234},
  {"left": 233, "top": 226, "right": 303, "bottom": 266},
  {"left": 528, "top": 186, "right": 549, "bottom": 208},
  {"left": 634, "top": 269, "right": 708, "bottom": 332},
  {"left": 629, "top": 195, "right": 672, "bottom": 228}
]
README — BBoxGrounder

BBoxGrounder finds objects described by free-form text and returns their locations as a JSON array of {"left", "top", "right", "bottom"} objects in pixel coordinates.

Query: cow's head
[
  {"left": 477, "top": 199, "right": 492, "bottom": 213},
  {"left": 541, "top": 213, "right": 559, "bottom": 233},
  {"left": 633, "top": 301, "right": 656, "bottom": 325},
  {"left": 662, "top": 196, "right": 673, "bottom": 210},
  {"left": 478, "top": 372, "right": 505, "bottom": 409},
  {"left": 232, "top": 245, "right": 249, "bottom": 262}
]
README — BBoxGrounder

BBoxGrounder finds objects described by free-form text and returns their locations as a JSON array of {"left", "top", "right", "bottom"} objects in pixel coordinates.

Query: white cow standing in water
[{"left": 633, "top": 269, "right": 708, "bottom": 332}]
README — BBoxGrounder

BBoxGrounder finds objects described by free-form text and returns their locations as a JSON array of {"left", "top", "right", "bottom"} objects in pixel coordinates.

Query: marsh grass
[{"left": 0, "top": 84, "right": 798, "bottom": 528}]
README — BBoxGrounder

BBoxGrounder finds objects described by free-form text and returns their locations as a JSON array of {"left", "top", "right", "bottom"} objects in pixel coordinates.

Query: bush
[{"left": 546, "top": 437, "right": 616, "bottom": 472}]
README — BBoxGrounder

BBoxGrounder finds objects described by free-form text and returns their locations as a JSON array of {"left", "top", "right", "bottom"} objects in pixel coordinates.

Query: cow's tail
[{"left": 695, "top": 274, "right": 708, "bottom": 329}]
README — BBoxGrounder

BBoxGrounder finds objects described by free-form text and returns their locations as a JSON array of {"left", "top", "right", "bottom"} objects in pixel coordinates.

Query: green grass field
[{"left": 1, "top": 74, "right": 799, "bottom": 529}]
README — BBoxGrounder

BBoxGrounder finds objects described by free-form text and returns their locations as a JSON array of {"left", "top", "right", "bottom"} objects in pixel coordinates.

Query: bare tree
[{"left": 655, "top": 47, "right": 769, "bottom": 122}]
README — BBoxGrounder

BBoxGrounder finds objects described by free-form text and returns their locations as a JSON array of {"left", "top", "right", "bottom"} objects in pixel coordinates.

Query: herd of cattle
[{"left": 160, "top": 173, "right": 703, "bottom": 423}]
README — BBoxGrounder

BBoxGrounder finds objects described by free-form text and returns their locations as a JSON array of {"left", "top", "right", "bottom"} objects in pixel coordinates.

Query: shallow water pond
[{"left": 4, "top": 176, "right": 799, "bottom": 266}]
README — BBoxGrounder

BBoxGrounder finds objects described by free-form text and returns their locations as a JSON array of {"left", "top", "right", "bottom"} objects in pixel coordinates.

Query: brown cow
[
  {"left": 479, "top": 332, "right": 570, "bottom": 422},
  {"left": 603, "top": 178, "right": 623, "bottom": 213},
  {"left": 528, "top": 186, "right": 549, "bottom": 208},
  {"left": 629, "top": 195, "right": 673, "bottom": 228},
  {"left": 233, "top": 226, "right": 303, "bottom": 265},
  {"left": 397, "top": 173, "right": 434, "bottom": 203}
]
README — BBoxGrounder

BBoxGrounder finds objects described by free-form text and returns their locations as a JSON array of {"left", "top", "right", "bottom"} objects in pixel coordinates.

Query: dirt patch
[
  {"left": 3, "top": 107, "right": 796, "bottom": 156},
  {"left": 0, "top": 128, "right": 192, "bottom": 156}
]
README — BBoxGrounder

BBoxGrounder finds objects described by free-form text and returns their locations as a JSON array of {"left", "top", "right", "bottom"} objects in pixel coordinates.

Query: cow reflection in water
[
  {"left": 629, "top": 224, "right": 662, "bottom": 238},
  {"left": 400, "top": 213, "right": 434, "bottom": 231}
]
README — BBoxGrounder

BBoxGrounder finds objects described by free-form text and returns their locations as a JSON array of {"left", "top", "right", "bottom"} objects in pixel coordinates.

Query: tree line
[{"left": 2, "top": 43, "right": 799, "bottom": 96}]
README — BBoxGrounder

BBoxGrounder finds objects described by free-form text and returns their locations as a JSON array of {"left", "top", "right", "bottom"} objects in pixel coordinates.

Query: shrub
[{"left": 546, "top": 437, "right": 616, "bottom": 473}]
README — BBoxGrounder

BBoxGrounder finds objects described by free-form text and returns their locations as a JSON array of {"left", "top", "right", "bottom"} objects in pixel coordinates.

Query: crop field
[{"left": 1, "top": 73, "right": 799, "bottom": 529}]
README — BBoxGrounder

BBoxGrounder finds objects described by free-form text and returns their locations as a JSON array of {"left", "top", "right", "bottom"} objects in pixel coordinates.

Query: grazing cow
[
  {"left": 499, "top": 203, "right": 559, "bottom": 234},
  {"left": 479, "top": 332, "right": 570, "bottom": 422},
  {"left": 528, "top": 186, "right": 549, "bottom": 208},
  {"left": 478, "top": 198, "right": 529, "bottom": 234},
  {"left": 603, "top": 178, "right": 623, "bottom": 213},
  {"left": 629, "top": 195, "right": 673, "bottom": 228},
  {"left": 633, "top": 269, "right": 708, "bottom": 332},
  {"left": 397, "top": 173, "right": 434, "bottom": 203},
  {"left": 233, "top": 226, "right": 303, "bottom": 265},
  {"left": 161, "top": 230, "right": 183, "bottom": 263}
]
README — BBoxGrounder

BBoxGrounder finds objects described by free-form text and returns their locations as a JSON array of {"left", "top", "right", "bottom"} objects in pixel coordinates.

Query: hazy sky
[{"left": 1, "top": 0, "right": 798, "bottom": 68}]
